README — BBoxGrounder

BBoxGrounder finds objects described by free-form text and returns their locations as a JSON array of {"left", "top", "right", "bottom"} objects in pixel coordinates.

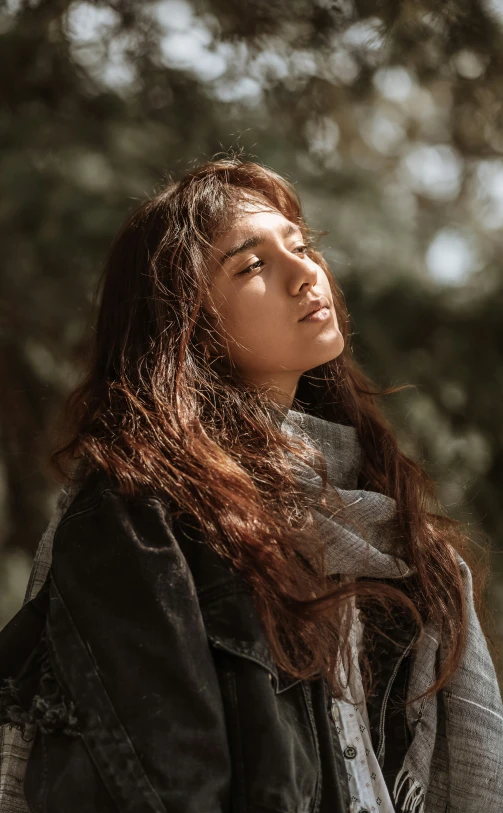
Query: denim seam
[
  {"left": 301, "top": 682, "right": 322, "bottom": 813},
  {"left": 403, "top": 656, "right": 411, "bottom": 748},
  {"left": 54, "top": 490, "right": 110, "bottom": 531},
  {"left": 376, "top": 630, "right": 418, "bottom": 764},
  {"left": 199, "top": 583, "right": 249, "bottom": 605},
  {"left": 208, "top": 636, "right": 301, "bottom": 695},
  {"left": 224, "top": 666, "right": 247, "bottom": 811},
  {"left": 208, "top": 638, "right": 278, "bottom": 687},
  {"left": 40, "top": 728, "right": 49, "bottom": 813},
  {"left": 248, "top": 805, "right": 313, "bottom": 813},
  {"left": 56, "top": 489, "right": 172, "bottom": 534}
]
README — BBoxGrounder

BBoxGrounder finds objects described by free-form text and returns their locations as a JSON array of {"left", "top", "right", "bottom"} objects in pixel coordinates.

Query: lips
[{"left": 299, "top": 296, "right": 330, "bottom": 321}]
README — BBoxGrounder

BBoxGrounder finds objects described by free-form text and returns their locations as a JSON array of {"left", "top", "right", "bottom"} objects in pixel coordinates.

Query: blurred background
[{"left": 1, "top": 0, "right": 503, "bottom": 676}]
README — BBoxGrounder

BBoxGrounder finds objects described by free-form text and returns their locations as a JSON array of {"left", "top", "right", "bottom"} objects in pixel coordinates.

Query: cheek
[{"left": 225, "top": 299, "right": 289, "bottom": 344}]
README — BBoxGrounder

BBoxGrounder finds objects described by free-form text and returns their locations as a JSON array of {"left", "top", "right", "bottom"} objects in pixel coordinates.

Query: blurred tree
[{"left": 1, "top": 0, "right": 503, "bottom": 666}]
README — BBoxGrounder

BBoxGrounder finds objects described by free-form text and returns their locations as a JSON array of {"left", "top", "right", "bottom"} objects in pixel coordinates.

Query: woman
[{"left": 0, "top": 156, "right": 501, "bottom": 813}]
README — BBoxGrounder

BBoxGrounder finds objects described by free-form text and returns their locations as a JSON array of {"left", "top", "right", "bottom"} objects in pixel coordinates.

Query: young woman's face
[{"left": 204, "top": 198, "right": 344, "bottom": 407}]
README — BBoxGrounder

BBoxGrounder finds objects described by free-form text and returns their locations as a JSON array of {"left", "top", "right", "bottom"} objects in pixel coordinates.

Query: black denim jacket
[{"left": 0, "top": 470, "right": 415, "bottom": 813}]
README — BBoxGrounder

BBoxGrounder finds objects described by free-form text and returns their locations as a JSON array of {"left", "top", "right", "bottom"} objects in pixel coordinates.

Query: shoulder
[
  {"left": 56, "top": 468, "right": 173, "bottom": 533},
  {"left": 52, "top": 467, "right": 238, "bottom": 598},
  {"left": 50, "top": 470, "right": 180, "bottom": 605}
]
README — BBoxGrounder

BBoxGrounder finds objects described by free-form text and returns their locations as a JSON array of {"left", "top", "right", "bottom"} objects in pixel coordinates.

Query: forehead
[{"left": 213, "top": 200, "right": 297, "bottom": 249}]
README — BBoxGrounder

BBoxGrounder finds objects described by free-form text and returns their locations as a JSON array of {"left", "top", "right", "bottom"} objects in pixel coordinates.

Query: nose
[{"left": 283, "top": 248, "right": 318, "bottom": 291}]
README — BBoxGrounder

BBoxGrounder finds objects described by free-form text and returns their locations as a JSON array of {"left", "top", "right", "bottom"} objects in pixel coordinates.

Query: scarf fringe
[{"left": 393, "top": 765, "right": 426, "bottom": 813}]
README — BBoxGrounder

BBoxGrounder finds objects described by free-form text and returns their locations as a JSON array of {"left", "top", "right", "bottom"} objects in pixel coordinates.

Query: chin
[{"left": 319, "top": 331, "right": 344, "bottom": 364}]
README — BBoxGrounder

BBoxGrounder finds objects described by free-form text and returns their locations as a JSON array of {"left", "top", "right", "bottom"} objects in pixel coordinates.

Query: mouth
[
  {"left": 299, "top": 306, "right": 331, "bottom": 324},
  {"left": 299, "top": 296, "right": 331, "bottom": 321}
]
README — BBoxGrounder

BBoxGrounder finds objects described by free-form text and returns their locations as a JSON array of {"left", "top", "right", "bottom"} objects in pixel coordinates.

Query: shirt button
[{"left": 344, "top": 745, "right": 357, "bottom": 759}]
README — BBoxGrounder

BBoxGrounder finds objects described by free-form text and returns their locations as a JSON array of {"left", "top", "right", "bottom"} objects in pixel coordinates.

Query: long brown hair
[{"left": 50, "top": 152, "right": 489, "bottom": 701}]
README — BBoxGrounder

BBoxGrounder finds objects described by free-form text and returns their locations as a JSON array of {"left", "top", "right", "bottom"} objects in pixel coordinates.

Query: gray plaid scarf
[
  {"left": 1, "top": 410, "right": 502, "bottom": 812},
  {"left": 279, "top": 408, "right": 503, "bottom": 813}
]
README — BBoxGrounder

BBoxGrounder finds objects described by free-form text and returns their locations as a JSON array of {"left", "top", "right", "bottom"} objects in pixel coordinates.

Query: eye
[
  {"left": 238, "top": 258, "right": 265, "bottom": 276},
  {"left": 237, "top": 245, "right": 309, "bottom": 276}
]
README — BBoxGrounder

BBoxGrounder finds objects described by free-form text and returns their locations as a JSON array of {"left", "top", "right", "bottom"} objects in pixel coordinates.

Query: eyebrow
[{"left": 218, "top": 221, "right": 303, "bottom": 265}]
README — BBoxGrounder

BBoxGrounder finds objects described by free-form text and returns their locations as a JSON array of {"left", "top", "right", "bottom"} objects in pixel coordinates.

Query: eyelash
[{"left": 238, "top": 245, "right": 309, "bottom": 276}]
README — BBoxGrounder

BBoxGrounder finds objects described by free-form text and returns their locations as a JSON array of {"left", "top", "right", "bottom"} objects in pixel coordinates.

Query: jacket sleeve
[{"left": 48, "top": 486, "right": 232, "bottom": 813}]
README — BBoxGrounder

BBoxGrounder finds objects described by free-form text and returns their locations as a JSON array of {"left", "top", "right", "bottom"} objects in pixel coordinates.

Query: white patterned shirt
[{"left": 330, "top": 600, "right": 396, "bottom": 813}]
